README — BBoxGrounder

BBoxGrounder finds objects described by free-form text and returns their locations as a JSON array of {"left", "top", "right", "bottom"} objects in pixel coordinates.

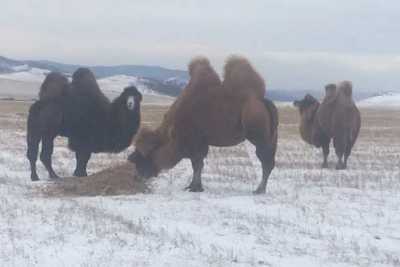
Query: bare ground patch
[{"left": 32, "top": 163, "right": 150, "bottom": 197}]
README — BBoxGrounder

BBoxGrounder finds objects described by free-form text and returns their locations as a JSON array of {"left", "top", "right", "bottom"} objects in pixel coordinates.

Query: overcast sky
[{"left": 1, "top": 0, "right": 399, "bottom": 91}]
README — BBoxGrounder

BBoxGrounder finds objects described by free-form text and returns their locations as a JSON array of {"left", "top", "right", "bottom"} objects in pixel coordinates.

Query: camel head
[
  {"left": 120, "top": 86, "right": 142, "bottom": 111},
  {"left": 128, "top": 150, "right": 159, "bottom": 179},
  {"left": 128, "top": 128, "right": 162, "bottom": 179},
  {"left": 293, "top": 94, "right": 320, "bottom": 120},
  {"left": 325, "top": 83, "right": 337, "bottom": 98}
]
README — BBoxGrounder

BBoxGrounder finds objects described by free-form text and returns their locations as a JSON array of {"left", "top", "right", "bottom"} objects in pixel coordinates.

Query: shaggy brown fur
[
  {"left": 294, "top": 81, "right": 361, "bottom": 169},
  {"left": 129, "top": 55, "right": 278, "bottom": 194}
]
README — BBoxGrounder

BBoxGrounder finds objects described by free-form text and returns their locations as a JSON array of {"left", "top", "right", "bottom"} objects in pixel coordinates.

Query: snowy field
[{"left": 0, "top": 100, "right": 400, "bottom": 266}]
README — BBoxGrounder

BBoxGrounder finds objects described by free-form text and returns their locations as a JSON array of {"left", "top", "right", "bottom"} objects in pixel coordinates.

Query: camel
[
  {"left": 27, "top": 68, "right": 142, "bottom": 181},
  {"left": 128, "top": 56, "right": 278, "bottom": 194},
  {"left": 293, "top": 81, "right": 361, "bottom": 169}
]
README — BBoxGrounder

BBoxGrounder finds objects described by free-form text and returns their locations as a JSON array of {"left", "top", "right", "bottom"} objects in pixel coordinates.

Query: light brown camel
[
  {"left": 128, "top": 56, "right": 278, "bottom": 194},
  {"left": 293, "top": 81, "right": 361, "bottom": 169}
]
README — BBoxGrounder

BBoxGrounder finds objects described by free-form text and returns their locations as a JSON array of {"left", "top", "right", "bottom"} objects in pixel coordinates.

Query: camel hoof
[
  {"left": 31, "top": 175, "right": 39, "bottom": 182},
  {"left": 321, "top": 162, "right": 328, "bottom": 169},
  {"left": 73, "top": 171, "right": 88, "bottom": 177},
  {"left": 49, "top": 173, "right": 60, "bottom": 179},
  {"left": 185, "top": 185, "right": 204, "bottom": 192},
  {"left": 253, "top": 188, "right": 266, "bottom": 195},
  {"left": 335, "top": 163, "right": 346, "bottom": 170}
]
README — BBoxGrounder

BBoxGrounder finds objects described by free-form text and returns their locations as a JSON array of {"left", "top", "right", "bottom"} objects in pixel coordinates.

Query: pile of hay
[{"left": 35, "top": 163, "right": 149, "bottom": 197}]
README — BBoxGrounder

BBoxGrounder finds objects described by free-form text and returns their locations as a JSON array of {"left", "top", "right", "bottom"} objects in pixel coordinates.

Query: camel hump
[
  {"left": 71, "top": 67, "right": 110, "bottom": 105},
  {"left": 337, "top": 80, "right": 353, "bottom": 98},
  {"left": 188, "top": 56, "right": 210, "bottom": 77},
  {"left": 71, "top": 68, "right": 99, "bottom": 93},
  {"left": 187, "top": 56, "right": 221, "bottom": 88},
  {"left": 223, "top": 55, "right": 265, "bottom": 98},
  {"left": 39, "top": 72, "right": 69, "bottom": 101}
]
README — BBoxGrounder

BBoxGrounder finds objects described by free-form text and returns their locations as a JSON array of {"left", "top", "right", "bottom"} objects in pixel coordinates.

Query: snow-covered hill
[
  {"left": 0, "top": 67, "right": 175, "bottom": 105},
  {"left": 163, "top": 76, "right": 188, "bottom": 88},
  {"left": 358, "top": 92, "right": 400, "bottom": 108},
  {"left": 0, "top": 55, "right": 188, "bottom": 84},
  {"left": 0, "top": 68, "right": 159, "bottom": 96},
  {"left": 0, "top": 67, "right": 50, "bottom": 82},
  {"left": 98, "top": 75, "right": 160, "bottom": 96}
]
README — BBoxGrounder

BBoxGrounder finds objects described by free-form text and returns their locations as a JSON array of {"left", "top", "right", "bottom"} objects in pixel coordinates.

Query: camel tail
[
  {"left": 39, "top": 72, "right": 69, "bottom": 101},
  {"left": 263, "top": 98, "right": 279, "bottom": 138},
  {"left": 338, "top": 80, "right": 353, "bottom": 98}
]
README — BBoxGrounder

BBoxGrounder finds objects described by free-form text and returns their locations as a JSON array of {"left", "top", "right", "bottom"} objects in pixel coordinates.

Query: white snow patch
[
  {"left": 11, "top": 64, "right": 29, "bottom": 71},
  {"left": 0, "top": 67, "right": 50, "bottom": 82},
  {"left": 358, "top": 92, "right": 400, "bottom": 108},
  {"left": 98, "top": 75, "right": 159, "bottom": 96}
]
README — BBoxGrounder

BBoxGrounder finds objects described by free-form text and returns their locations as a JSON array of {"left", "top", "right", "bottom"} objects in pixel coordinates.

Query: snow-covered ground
[
  {"left": 358, "top": 92, "right": 400, "bottom": 108},
  {"left": 0, "top": 103, "right": 399, "bottom": 266}
]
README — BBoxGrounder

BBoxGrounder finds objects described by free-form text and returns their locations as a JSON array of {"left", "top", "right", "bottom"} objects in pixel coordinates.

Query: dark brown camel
[
  {"left": 129, "top": 56, "right": 278, "bottom": 194},
  {"left": 293, "top": 81, "right": 361, "bottom": 169},
  {"left": 27, "top": 69, "right": 142, "bottom": 181}
]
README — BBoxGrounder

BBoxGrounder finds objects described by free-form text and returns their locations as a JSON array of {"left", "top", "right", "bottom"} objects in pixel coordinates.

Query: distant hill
[
  {"left": 0, "top": 55, "right": 387, "bottom": 101},
  {"left": 0, "top": 55, "right": 188, "bottom": 97},
  {"left": 0, "top": 56, "right": 189, "bottom": 80}
]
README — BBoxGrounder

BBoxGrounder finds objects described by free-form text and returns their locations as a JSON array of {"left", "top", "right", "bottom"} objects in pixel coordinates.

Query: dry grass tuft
[{"left": 34, "top": 163, "right": 150, "bottom": 197}]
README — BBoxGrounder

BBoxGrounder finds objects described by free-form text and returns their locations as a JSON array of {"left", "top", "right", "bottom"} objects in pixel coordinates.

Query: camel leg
[
  {"left": 242, "top": 99, "right": 277, "bottom": 194},
  {"left": 26, "top": 104, "right": 43, "bottom": 181},
  {"left": 27, "top": 134, "right": 41, "bottom": 181},
  {"left": 333, "top": 135, "right": 346, "bottom": 170},
  {"left": 40, "top": 135, "right": 60, "bottom": 179},
  {"left": 343, "top": 137, "right": 354, "bottom": 169},
  {"left": 245, "top": 127, "right": 276, "bottom": 194},
  {"left": 73, "top": 150, "right": 91, "bottom": 177},
  {"left": 186, "top": 146, "right": 208, "bottom": 192},
  {"left": 321, "top": 135, "right": 330, "bottom": 169},
  {"left": 252, "top": 142, "right": 275, "bottom": 194},
  {"left": 186, "top": 158, "right": 205, "bottom": 192}
]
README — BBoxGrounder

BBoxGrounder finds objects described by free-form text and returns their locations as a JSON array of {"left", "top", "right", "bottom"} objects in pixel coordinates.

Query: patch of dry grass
[{"left": 35, "top": 163, "right": 149, "bottom": 197}]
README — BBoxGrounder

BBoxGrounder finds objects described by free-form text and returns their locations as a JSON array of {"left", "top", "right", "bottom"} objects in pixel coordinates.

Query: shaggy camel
[
  {"left": 27, "top": 69, "right": 142, "bottom": 181},
  {"left": 129, "top": 56, "right": 278, "bottom": 194},
  {"left": 293, "top": 81, "right": 361, "bottom": 169}
]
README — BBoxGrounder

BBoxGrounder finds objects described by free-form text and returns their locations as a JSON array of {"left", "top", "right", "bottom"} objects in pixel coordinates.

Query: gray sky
[{"left": 1, "top": 0, "right": 400, "bottom": 91}]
